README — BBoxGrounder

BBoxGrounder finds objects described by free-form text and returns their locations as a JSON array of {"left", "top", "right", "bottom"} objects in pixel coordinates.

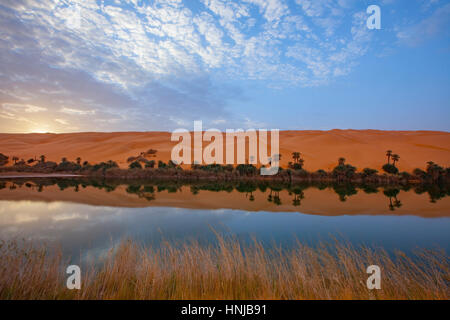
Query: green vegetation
[
  {"left": 129, "top": 161, "right": 142, "bottom": 169},
  {"left": 288, "top": 151, "right": 304, "bottom": 170},
  {"left": 332, "top": 157, "right": 356, "bottom": 180},
  {"left": 0, "top": 150, "right": 449, "bottom": 186},
  {"left": 382, "top": 164, "right": 399, "bottom": 175}
]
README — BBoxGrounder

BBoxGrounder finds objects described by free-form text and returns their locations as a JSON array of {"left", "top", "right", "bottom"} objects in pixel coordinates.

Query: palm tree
[
  {"left": 76, "top": 157, "right": 81, "bottom": 165},
  {"left": 298, "top": 158, "right": 305, "bottom": 168},
  {"left": 392, "top": 154, "right": 400, "bottom": 167},
  {"left": 12, "top": 156, "right": 18, "bottom": 164},
  {"left": 386, "top": 150, "right": 392, "bottom": 164},
  {"left": 292, "top": 152, "right": 300, "bottom": 164},
  {"left": 40, "top": 155, "right": 46, "bottom": 163},
  {"left": 61, "top": 157, "right": 68, "bottom": 163},
  {"left": 338, "top": 157, "right": 346, "bottom": 166}
]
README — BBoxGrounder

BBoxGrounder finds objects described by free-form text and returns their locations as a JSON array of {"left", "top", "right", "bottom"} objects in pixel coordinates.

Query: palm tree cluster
[
  {"left": 288, "top": 152, "right": 305, "bottom": 170},
  {"left": 383, "top": 150, "right": 400, "bottom": 174},
  {"left": 332, "top": 157, "right": 356, "bottom": 180}
]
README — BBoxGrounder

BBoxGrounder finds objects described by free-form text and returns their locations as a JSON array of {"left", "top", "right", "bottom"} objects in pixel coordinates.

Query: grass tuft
[{"left": 0, "top": 237, "right": 448, "bottom": 300}]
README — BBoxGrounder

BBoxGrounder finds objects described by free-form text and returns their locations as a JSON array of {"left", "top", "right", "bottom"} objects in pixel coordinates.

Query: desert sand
[{"left": 0, "top": 130, "right": 449, "bottom": 172}]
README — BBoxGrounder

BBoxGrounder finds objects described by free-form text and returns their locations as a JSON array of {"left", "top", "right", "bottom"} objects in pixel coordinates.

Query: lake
[{"left": 0, "top": 178, "right": 449, "bottom": 264}]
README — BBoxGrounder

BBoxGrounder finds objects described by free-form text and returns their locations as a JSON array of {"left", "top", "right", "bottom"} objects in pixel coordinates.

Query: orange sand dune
[{"left": 0, "top": 130, "right": 449, "bottom": 172}]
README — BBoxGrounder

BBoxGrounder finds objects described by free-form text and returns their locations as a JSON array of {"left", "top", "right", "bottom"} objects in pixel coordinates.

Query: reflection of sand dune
[
  {"left": 0, "top": 183, "right": 449, "bottom": 218},
  {"left": 0, "top": 130, "right": 449, "bottom": 171}
]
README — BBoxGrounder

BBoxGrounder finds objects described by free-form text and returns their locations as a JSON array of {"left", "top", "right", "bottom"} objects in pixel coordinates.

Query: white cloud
[
  {"left": 2, "top": 103, "right": 47, "bottom": 113},
  {"left": 60, "top": 107, "right": 96, "bottom": 115},
  {"left": 2, "top": 0, "right": 375, "bottom": 89},
  {"left": 396, "top": 3, "right": 450, "bottom": 46}
]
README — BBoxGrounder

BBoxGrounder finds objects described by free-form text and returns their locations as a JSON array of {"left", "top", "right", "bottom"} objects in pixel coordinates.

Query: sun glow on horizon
[{"left": 27, "top": 124, "right": 54, "bottom": 134}]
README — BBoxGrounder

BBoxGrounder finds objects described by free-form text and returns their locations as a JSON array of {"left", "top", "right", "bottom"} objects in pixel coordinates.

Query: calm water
[{"left": 0, "top": 178, "right": 449, "bottom": 263}]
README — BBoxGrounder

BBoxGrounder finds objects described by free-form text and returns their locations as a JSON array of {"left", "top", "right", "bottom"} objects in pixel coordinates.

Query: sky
[{"left": 0, "top": 0, "right": 449, "bottom": 133}]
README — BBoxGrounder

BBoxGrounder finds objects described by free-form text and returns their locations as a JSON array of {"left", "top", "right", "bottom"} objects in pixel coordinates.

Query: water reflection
[
  {"left": 0, "top": 178, "right": 449, "bottom": 262},
  {"left": 0, "top": 178, "right": 449, "bottom": 216}
]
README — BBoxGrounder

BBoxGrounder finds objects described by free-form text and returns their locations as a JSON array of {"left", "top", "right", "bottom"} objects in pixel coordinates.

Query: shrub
[
  {"left": 145, "top": 160, "right": 156, "bottom": 168},
  {"left": 92, "top": 160, "right": 118, "bottom": 171},
  {"left": 236, "top": 164, "right": 258, "bottom": 176},
  {"left": 413, "top": 168, "right": 427, "bottom": 178},
  {"left": 382, "top": 164, "right": 398, "bottom": 175},
  {"left": 400, "top": 171, "right": 412, "bottom": 179},
  {"left": 33, "top": 161, "right": 57, "bottom": 171},
  {"left": 0, "top": 153, "right": 9, "bottom": 166},
  {"left": 362, "top": 168, "right": 378, "bottom": 177},
  {"left": 55, "top": 161, "right": 81, "bottom": 172},
  {"left": 129, "top": 161, "right": 142, "bottom": 169},
  {"left": 332, "top": 164, "right": 356, "bottom": 179},
  {"left": 158, "top": 161, "right": 167, "bottom": 168},
  {"left": 288, "top": 162, "right": 303, "bottom": 170}
]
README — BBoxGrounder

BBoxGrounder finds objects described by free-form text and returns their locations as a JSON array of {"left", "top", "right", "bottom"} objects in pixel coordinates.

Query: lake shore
[{"left": 0, "top": 172, "right": 83, "bottom": 178}]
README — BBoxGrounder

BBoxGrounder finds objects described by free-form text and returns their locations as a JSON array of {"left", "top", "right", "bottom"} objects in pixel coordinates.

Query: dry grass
[{"left": 0, "top": 236, "right": 448, "bottom": 300}]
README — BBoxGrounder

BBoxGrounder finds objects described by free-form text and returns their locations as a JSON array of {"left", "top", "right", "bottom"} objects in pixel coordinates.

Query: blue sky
[{"left": 0, "top": 0, "right": 449, "bottom": 133}]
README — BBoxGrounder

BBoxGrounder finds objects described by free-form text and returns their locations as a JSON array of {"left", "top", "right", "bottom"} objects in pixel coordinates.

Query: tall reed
[{"left": 0, "top": 237, "right": 448, "bottom": 300}]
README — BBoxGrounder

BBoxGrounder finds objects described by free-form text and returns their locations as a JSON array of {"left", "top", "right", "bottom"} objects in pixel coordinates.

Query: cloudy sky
[{"left": 0, "top": 0, "right": 449, "bottom": 133}]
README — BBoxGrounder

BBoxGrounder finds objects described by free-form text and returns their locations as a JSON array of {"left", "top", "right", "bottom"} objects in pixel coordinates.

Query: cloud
[
  {"left": 60, "top": 107, "right": 96, "bottom": 116},
  {"left": 0, "top": 0, "right": 398, "bottom": 132},
  {"left": 2, "top": 103, "right": 47, "bottom": 113},
  {"left": 396, "top": 3, "right": 450, "bottom": 46}
]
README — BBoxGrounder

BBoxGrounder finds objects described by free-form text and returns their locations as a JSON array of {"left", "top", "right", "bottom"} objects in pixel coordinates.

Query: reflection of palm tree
[
  {"left": 384, "top": 188, "right": 402, "bottom": 211},
  {"left": 290, "top": 187, "right": 305, "bottom": 206},
  {"left": 292, "top": 192, "right": 304, "bottom": 206},
  {"left": 267, "top": 190, "right": 273, "bottom": 202},
  {"left": 273, "top": 192, "right": 281, "bottom": 205},
  {"left": 388, "top": 197, "right": 395, "bottom": 211},
  {"left": 244, "top": 190, "right": 255, "bottom": 201},
  {"left": 388, "top": 197, "right": 402, "bottom": 211}
]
